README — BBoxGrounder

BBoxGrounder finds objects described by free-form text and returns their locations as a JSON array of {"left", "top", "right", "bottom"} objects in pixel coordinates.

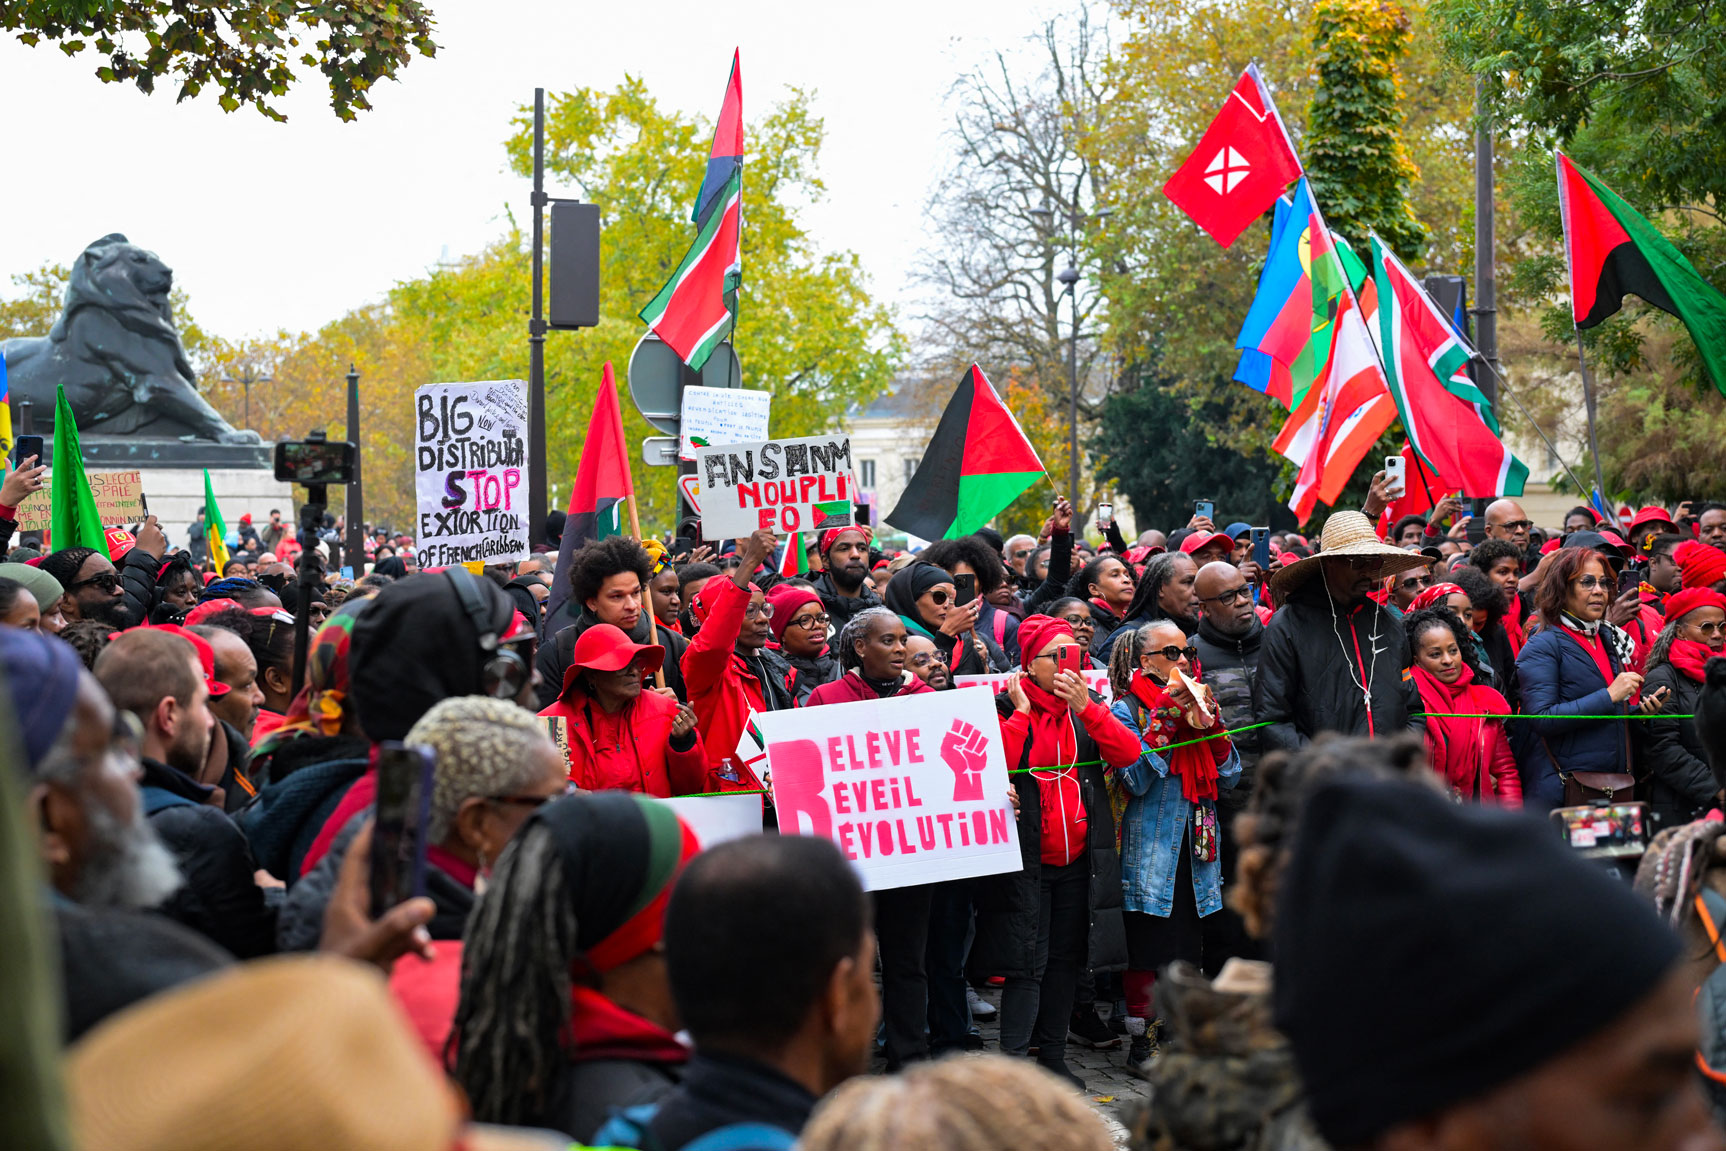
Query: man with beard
[
  {"left": 37, "top": 545, "right": 130, "bottom": 628},
  {"left": 812, "top": 525, "right": 884, "bottom": 633},
  {"left": 1255, "top": 512, "right": 1429, "bottom": 751},
  {"left": 904, "top": 634, "right": 952, "bottom": 691},
  {"left": 94, "top": 629, "right": 278, "bottom": 958},
  {"left": 1, "top": 628, "right": 231, "bottom": 1042}
]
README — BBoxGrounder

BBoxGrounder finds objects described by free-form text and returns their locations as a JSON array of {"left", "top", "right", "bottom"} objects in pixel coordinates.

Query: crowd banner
[
  {"left": 693, "top": 433, "right": 855, "bottom": 540},
  {"left": 952, "top": 668, "right": 1114, "bottom": 704},
  {"left": 660, "top": 793, "right": 764, "bottom": 849},
  {"left": 413, "top": 380, "right": 531, "bottom": 568},
  {"left": 754, "top": 688, "right": 1021, "bottom": 891},
  {"left": 15, "top": 470, "right": 145, "bottom": 532},
  {"left": 678, "top": 385, "right": 771, "bottom": 460}
]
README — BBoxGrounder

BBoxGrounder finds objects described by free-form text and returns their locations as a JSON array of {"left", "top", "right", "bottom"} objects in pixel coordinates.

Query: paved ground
[{"left": 868, "top": 983, "right": 1150, "bottom": 1145}]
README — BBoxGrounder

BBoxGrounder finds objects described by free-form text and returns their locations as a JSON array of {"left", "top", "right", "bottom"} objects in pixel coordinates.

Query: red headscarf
[
  {"left": 1677, "top": 541, "right": 1726, "bottom": 590},
  {"left": 1017, "top": 614, "right": 1074, "bottom": 672},
  {"left": 1409, "top": 583, "right": 1465, "bottom": 614},
  {"left": 819, "top": 525, "right": 872, "bottom": 557}
]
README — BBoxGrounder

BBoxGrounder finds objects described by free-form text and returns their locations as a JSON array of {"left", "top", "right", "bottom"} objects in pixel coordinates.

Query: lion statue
[{"left": 3, "top": 234, "right": 259, "bottom": 444}]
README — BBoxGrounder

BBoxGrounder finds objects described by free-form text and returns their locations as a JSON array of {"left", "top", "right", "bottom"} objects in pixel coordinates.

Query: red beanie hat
[
  {"left": 1663, "top": 587, "right": 1726, "bottom": 626},
  {"left": 1016, "top": 613, "right": 1075, "bottom": 672},
  {"left": 765, "top": 581, "right": 823, "bottom": 643},
  {"left": 1677, "top": 540, "right": 1726, "bottom": 590}
]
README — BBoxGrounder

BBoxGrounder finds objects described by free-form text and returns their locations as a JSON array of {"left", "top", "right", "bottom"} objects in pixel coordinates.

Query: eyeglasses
[
  {"left": 488, "top": 782, "right": 578, "bottom": 808},
  {"left": 1687, "top": 620, "right": 1726, "bottom": 637},
  {"left": 1151, "top": 645, "right": 1198, "bottom": 663},
  {"left": 908, "top": 650, "right": 947, "bottom": 668},
  {"left": 744, "top": 601, "right": 775, "bottom": 620},
  {"left": 1199, "top": 585, "right": 1253, "bottom": 604},
  {"left": 1497, "top": 519, "right": 1533, "bottom": 532},
  {"left": 1056, "top": 614, "right": 1093, "bottom": 630},
  {"left": 1030, "top": 645, "right": 1076, "bottom": 664},
  {"left": 66, "top": 570, "right": 120, "bottom": 593},
  {"left": 1569, "top": 576, "right": 1612, "bottom": 590},
  {"left": 790, "top": 612, "right": 831, "bottom": 631},
  {"left": 1398, "top": 574, "right": 1435, "bottom": 591}
]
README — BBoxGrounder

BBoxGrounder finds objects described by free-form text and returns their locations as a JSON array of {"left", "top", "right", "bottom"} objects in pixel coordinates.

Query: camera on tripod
[{"left": 274, "top": 431, "right": 356, "bottom": 486}]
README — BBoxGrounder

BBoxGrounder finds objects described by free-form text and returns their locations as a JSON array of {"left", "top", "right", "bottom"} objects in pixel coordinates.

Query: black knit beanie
[{"left": 1273, "top": 778, "right": 1681, "bottom": 1146}]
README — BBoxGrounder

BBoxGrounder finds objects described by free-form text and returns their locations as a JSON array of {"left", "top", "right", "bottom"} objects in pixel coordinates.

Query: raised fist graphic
[{"left": 941, "top": 719, "right": 989, "bottom": 803}]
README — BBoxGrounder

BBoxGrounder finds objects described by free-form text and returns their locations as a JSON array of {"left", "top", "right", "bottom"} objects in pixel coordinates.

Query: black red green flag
[
  {"left": 546, "top": 363, "right": 635, "bottom": 622},
  {"left": 886, "top": 365, "right": 1044, "bottom": 540},
  {"left": 1557, "top": 152, "right": 1726, "bottom": 396}
]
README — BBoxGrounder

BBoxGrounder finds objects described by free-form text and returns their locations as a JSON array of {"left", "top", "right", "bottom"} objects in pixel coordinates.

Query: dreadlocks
[
  {"left": 1113, "top": 552, "right": 1188, "bottom": 634},
  {"left": 836, "top": 606, "right": 898, "bottom": 671},
  {"left": 449, "top": 820, "right": 578, "bottom": 1126},
  {"left": 1107, "top": 619, "right": 1148, "bottom": 701}
]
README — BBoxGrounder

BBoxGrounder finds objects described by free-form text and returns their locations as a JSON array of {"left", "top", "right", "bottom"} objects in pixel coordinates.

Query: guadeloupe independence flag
[
  {"left": 1557, "top": 151, "right": 1726, "bottom": 397},
  {"left": 886, "top": 365, "right": 1044, "bottom": 540},
  {"left": 51, "top": 383, "right": 108, "bottom": 552},
  {"left": 202, "top": 468, "right": 230, "bottom": 571},
  {"left": 640, "top": 50, "right": 743, "bottom": 372},
  {"left": 547, "top": 363, "right": 636, "bottom": 623}
]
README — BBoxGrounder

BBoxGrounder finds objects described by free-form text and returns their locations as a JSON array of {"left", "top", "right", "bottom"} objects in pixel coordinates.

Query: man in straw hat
[{"left": 1254, "top": 511, "right": 1431, "bottom": 750}]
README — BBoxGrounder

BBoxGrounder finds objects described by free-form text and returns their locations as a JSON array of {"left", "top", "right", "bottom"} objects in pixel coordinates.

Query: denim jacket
[{"left": 1110, "top": 698, "right": 1242, "bottom": 918}]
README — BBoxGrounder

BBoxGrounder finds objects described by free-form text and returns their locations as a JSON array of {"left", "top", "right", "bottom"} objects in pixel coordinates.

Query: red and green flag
[
  {"left": 640, "top": 50, "right": 743, "bottom": 372},
  {"left": 50, "top": 383, "right": 107, "bottom": 553},
  {"left": 1369, "top": 236, "right": 1528, "bottom": 498},
  {"left": 886, "top": 365, "right": 1045, "bottom": 540},
  {"left": 547, "top": 363, "right": 636, "bottom": 622},
  {"left": 778, "top": 531, "right": 808, "bottom": 577},
  {"left": 1557, "top": 151, "right": 1726, "bottom": 396}
]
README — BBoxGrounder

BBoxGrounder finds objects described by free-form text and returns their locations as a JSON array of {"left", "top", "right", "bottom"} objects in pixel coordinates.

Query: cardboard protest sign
[
  {"left": 413, "top": 380, "right": 531, "bottom": 568},
  {"left": 953, "top": 668, "right": 1114, "bottom": 704},
  {"left": 754, "top": 688, "right": 1021, "bottom": 891},
  {"left": 660, "top": 793, "right": 764, "bottom": 849},
  {"left": 15, "top": 470, "right": 145, "bottom": 532},
  {"left": 694, "top": 434, "right": 854, "bottom": 540},
  {"left": 678, "top": 385, "right": 771, "bottom": 460}
]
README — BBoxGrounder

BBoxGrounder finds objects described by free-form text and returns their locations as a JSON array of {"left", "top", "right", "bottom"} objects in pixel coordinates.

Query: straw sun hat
[{"left": 1269, "top": 510, "right": 1433, "bottom": 597}]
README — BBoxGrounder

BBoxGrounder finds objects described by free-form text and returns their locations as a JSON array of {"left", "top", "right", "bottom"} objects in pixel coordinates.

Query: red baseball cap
[
  {"left": 571, "top": 623, "right": 664, "bottom": 674},
  {"left": 1180, "top": 531, "right": 1234, "bottom": 557},
  {"left": 140, "top": 624, "right": 231, "bottom": 698}
]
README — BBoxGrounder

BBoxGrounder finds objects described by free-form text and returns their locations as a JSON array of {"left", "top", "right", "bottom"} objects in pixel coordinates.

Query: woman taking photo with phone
[
  {"left": 883, "top": 561, "right": 1007, "bottom": 677},
  {"left": 1639, "top": 588, "right": 1726, "bottom": 828},
  {"left": 969, "top": 614, "right": 1140, "bottom": 1092}
]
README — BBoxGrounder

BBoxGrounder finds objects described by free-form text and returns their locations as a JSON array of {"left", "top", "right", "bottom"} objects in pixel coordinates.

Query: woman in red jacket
[
  {"left": 976, "top": 613, "right": 1142, "bottom": 1091},
  {"left": 1404, "top": 606, "right": 1522, "bottom": 807},
  {"left": 539, "top": 623, "right": 708, "bottom": 796},
  {"left": 803, "top": 607, "right": 933, "bottom": 707}
]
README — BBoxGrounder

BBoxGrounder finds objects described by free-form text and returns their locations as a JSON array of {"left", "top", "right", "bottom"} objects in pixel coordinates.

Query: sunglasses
[
  {"left": 1399, "top": 573, "right": 1435, "bottom": 591},
  {"left": 925, "top": 589, "right": 952, "bottom": 606},
  {"left": 66, "top": 570, "right": 121, "bottom": 593},
  {"left": 1498, "top": 519, "right": 1534, "bottom": 532},
  {"left": 488, "top": 781, "right": 579, "bottom": 809},
  {"left": 1688, "top": 620, "right": 1726, "bottom": 637},
  {"left": 1569, "top": 575, "right": 1613, "bottom": 590},
  {"left": 1150, "top": 645, "right": 1198, "bottom": 663},
  {"left": 1200, "top": 585, "right": 1253, "bottom": 604}
]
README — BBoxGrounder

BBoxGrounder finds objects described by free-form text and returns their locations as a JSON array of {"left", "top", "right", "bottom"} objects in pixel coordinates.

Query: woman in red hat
[
  {"left": 767, "top": 581, "right": 840, "bottom": 703},
  {"left": 1640, "top": 588, "right": 1726, "bottom": 828},
  {"left": 539, "top": 623, "right": 708, "bottom": 796}
]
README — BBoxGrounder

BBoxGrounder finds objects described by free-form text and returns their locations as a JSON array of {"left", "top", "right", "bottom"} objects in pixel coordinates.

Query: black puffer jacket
[
  {"left": 1638, "top": 662, "right": 1715, "bottom": 830},
  {"left": 810, "top": 571, "right": 884, "bottom": 634},
  {"left": 1194, "top": 614, "right": 1264, "bottom": 806},
  {"left": 1254, "top": 582, "right": 1424, "bottom": 752},
  {"left": 537, "top": 609, "right": 689, "bottom": 709},
  {"left": 782, "top": 648, "right": 841, "bottom": 704},
  {"left": 119, "top": 545, "right": 164, "bottom": 628},
  {"left": 968, "top": 693, "right": 1126, "bottom": 980}
]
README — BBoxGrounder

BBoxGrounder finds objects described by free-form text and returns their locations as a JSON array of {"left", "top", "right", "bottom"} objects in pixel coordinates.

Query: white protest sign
[
  {"left": 694, "top": 434, "right": 855, "bottom": 541},
  {"left": 953, "top": 669, "right": 1114, "bottom": 704},
  {"left": 754, "top": 688, "right": 1021, "bottom": 891},
  {"left": 413, "top": 380, "right": 531, "bottom": 568},
  {"left": 660, "top": 793, "right": 764, "bottom": 849},
  {"left": 679, "top": 385, "right": 771, "bottom": 461}
]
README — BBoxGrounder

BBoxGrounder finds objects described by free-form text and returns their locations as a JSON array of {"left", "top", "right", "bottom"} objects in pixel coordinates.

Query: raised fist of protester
[
  {"left": 1428, "top": 495, "right": 1465, "bottom": 527},
  {"left": 1052, "top": 668, "right": 1090, "bottom": 715},
  {"left": 1607, "top": 587, "right": 1642, "bottom": 628},
  {"left": 670, "top": 702, "right": 698, "bottom": 738},
  {"left": 735, "top": 529, "right": 778, "bottom": 574},
  {"left": 941, "top": 718, "right": 989, "bottom": 802},
  {"left": 1040, "top": 497, "right": 1073, "bottom": 541},
  {"left": 320, "top": 821, "right": 436, "bottom": 975},
  {"left": 134, "top": 514, "right": 167, "bottom": 559},
  {"left": 0, "top": 454, "right": 46, "bottom": 510},
  {"left": 939, "top": 598, "right": 981, "bottom": 638},
  {"left": 1607, "top": 670, "right": 1644, "bottom": 705}
]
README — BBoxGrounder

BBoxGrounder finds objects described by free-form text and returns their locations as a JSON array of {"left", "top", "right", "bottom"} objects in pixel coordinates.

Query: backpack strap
[
  {"left": 141, "top": 785, "right": 197, "bottom": 816},
  {"left": 588, "top": 1102, "right": 660, "bottom": 1149},
  {"left": 992, "top": 608, "right": 1008, "bottom": 648},
  {"left": 681, "top": 1123, "right": 799, "bottom": 1151}
]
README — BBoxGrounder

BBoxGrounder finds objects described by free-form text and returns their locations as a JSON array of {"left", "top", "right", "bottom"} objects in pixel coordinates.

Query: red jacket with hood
[
  {"left": 803, "top": 671, "right": 933, "bottom": 707},
  {"left": 682, "top": 576, "right": 776, "bottom": 790}
]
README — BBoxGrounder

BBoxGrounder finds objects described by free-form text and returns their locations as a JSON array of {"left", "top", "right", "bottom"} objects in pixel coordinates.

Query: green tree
[
  {"left": 1, "top": 1, "right": 437, "bottom": 120},
  {"left": 1306, "top": 0, "right": 1428, "bottom": 255}
]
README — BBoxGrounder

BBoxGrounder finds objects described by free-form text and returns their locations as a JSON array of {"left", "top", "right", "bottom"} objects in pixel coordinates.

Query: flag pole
[
  {"left": 624, "top": 494, "right": 667, "bottom": 690},
  {"left": 1409, "top": 448, "right": 1436, "bottom": 507},
  {"left": 1464, "top": 351, "right": 1596, "bottom": 501},
  {"left": 1573, "top": 330, "right": 1612, "bottom": 507}
]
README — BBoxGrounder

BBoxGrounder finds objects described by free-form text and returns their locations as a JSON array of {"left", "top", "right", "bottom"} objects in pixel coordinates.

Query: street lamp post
[
  {"left": 1031, "top": 202, "right": 1109, "bottom": 515},
  {"left": 345, "top": 364, "right": 364, "bottom": 575},
  {"left": 220, "top": 363, "right": 273, "bottom": 432}
]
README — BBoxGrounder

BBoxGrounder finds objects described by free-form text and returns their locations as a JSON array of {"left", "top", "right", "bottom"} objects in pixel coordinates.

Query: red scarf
[
  {"left": 1127, "top": 671, "right": 1221, "bottom": 804},
  {"left": 1668, "top": 638, "right": 1717, "bottom": 683},
  {"left": 1411, "top": 662, "right": 1509, "bottom": 799},
  {"left": 567, "top": 984, "right": 688, "bottom": 1066}
]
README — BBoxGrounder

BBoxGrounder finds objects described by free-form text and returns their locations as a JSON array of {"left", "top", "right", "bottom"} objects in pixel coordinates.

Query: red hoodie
[
  {"left": 802, "top": 671, "right": 933, "bottom": 707},
  {"left": 999, "top": 687, "right": 1141, "bottom": 867}
]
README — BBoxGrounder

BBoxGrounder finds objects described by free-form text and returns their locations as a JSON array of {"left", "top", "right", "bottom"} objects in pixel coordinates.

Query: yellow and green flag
[
  {"left": 50, "top": 384, "right": 106, "bottom": 553},
  {"left": 202, "top": 469, "right": 229, "bottom": 571}
]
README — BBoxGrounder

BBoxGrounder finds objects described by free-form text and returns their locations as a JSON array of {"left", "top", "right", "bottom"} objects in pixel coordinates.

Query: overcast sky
[{"left": 0, "top": 0, "right": 1067, "bottom": 341}]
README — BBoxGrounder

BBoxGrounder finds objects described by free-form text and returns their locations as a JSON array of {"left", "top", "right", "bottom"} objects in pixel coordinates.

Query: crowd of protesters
[{"left": 8, "top": 448, "right": 1726, "bottom": 1151}]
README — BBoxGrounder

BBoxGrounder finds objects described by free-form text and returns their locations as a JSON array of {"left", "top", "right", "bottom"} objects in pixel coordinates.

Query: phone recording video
[
  {"left": 954, "top": 573, "right": 977, "bottom": 609},
  {"left": 370, "top": 742, "right": 435, "bottom": 917}
]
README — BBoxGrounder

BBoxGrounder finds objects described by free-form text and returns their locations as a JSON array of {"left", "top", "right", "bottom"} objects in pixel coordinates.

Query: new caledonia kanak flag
[
  {"left": 640, "top": 51, "right": 743, "bottom": 372},
  {"left": 886, "top": 366, "right": 1045, "bottom": 540},
  {"left": 1556, "top": 151, "right": 1726, "bottom": 397}
]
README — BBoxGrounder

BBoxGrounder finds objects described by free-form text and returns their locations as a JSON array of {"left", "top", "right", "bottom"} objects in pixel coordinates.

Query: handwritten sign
[
  {"left": 694, "top": 434, "right": 855, "bottom": 541},
  {"left": 755, "top": 688, "right": 1021, "bottom": 891},
  {"left": 413, "top": 380, "right": 531, "bottom": 568},
  {"left": 15, "top": 470, "right": 145, "bottom": 532},
  {"left": 678, "top": 385, "right": 771, "bottom": 460},
  {"left": 953, "top": 669, "right": 1114, "bottom": 704}
]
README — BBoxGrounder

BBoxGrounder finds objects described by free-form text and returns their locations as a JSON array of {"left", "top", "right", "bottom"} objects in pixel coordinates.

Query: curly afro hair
[{"left": 568, "top": 536, "right": 652, "bottom": 613}]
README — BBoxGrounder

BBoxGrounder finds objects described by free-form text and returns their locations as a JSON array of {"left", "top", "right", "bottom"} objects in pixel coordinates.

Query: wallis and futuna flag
[
  {"left": 1557, "top": 152, "right": 1726, "bottom": 396},
  {"left": 640, "top": 50, "right": 744, "bottom": 372},
  {"left": 886, "top": 366, "right": 1044, "bottom": 541},
  {"left": 1164, "top": 63, "right": 1303, "bottom": 248},
  {"left": 1369, "top": 237, "right": 1528, "bottom": 498},
  {"left": 546, "top": 363, "right": 636, "bottom": 623}
]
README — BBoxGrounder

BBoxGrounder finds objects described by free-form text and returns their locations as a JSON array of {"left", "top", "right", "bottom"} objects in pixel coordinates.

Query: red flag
[
  {"left": 546, "top": 364, "right": 636, "bottom": 622},
  {"left": 1163, "top": 64, "right": 1303, "bottom": 248}
]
